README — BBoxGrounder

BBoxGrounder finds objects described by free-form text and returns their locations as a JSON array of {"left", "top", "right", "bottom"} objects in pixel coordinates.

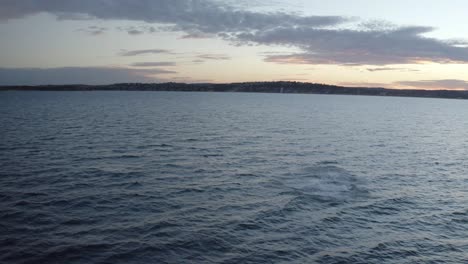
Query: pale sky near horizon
[{"left": 1, "top": 0, "right": 468, "bottom": 89}]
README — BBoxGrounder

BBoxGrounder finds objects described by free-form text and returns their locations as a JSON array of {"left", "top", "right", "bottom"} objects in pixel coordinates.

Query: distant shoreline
[{"left": 1, "top": 81, "right": 468, "bottom": 100}]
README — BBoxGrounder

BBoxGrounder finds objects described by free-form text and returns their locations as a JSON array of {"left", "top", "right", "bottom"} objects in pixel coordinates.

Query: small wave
[
  {"left": 202, "top": 154, "right": 224, "bottom": 158},
  {"left": 162, "top": 163, "right": 185, "bottom": 169},
  {"left": 135, "top": 143, "right": 173, "bottom": 150},
  {"left": 35, "top": 243, "right": 114, "bottom": 263},
  {"left": 14, "top": 200, "right": 33, "bottom": 207},
  {"left": 236, "top": 173, "right": 257, "bottom": 177},
  {"left": 79, "top": 154, "right": 142, "bottom": 160},
  {"left": 236, "top": 222, "right": 263, "bottom": 230},
  {"left": 22, "top": 192, "right": 49, "bottom": 198},
  {"left": 317, "top": 160, "right": 339, "bottom": 165},
  {"left": 39, "top": 136, "right": 56, "bottom": 141},
  {"left": 114, "top": 154, "right": 141, "bottom": 159},
  {"left": 172, "top": 187, "right": 206, "bottom": 195},
  {"left": 450, "top": 211, "right": 468, "bottom": 224},
  {"left": 125, "top": 181, "right": 142, "bottom": 189},
  {"left": 61, "top": 218, "right": 98, "bottom": 226},
  {"left": 451, "top": 210, "right": 468, "bottom": 216},
  {"left": 0, "top": 193, "right": 12, "bottom": 202},
  {"left": 165, "top": 232, "right": 236, "bottom": 256},
  {"left": 353, "top": 198, "right": 414, "bottom": 216}
]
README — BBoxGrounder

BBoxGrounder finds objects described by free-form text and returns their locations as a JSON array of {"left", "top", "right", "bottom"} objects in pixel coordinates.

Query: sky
[{"left": 1, "top": 0, "right": 468, "bottom": 89}]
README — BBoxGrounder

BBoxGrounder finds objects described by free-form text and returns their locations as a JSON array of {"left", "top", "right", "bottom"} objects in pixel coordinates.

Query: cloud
[
  {"left": 119, "top": 49, "right": 173, "bottom": 56},
  {"left": 127, "top": 29, "right": 143, "bottom": 35},
  {"left": 117, "top": 25, "right": 157, "bottom": 35},
  {"left": 131, "top": 62, "right": 176, "bottom": 67},
  {"left": 0, "top": 67, "right": 176, "bottom": 85},
  {"left": 76, "top": 26, "right": 108, "bottom": 35},
  {"left": 366, "top": 67, "right": 420, "bottom": 72},
  {"left": 254, "top": 26, "right": 468, "bottom": 65},
  {"left": 180, "top": 32, "right": 213, "bottom": 39},
  {"left": 396, "top": 79, "right": 468, "bottom": 90},
  {"left": 197, "top": 54, "right": 231, "bottom": 60},
  {"left": 0, "top": 0, "right": 345, "bottom": 30},
  {"left": 446, "top": 39, "right": 468, "bottom": 48},
  {"left": 2, "top": 1, "right": 468, "bottom": 66}
]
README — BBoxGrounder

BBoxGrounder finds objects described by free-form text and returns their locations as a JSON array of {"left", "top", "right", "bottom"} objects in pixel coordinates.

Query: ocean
[{"left": 1, "top": 91, "right": 467, "bottom": 263}]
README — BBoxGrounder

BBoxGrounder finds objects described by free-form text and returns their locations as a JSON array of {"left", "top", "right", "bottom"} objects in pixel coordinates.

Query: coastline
[{"left": 1, "top": 81, "right": 468, "bottom": 100}]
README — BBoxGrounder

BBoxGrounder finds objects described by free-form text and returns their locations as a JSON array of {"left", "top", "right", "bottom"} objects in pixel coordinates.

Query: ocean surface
[{"left": 1, "top": 91, "right": 468, "bottom": 263}]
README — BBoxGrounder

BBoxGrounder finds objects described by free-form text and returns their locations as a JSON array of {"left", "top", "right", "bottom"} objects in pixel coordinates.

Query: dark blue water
[{"left": 1, "top": 91, "right": 468, "bottom": 263}]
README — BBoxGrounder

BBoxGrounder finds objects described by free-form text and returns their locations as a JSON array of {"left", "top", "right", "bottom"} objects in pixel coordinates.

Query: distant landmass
[{"left": 1, "top": 81, "right": 468, "bottom": 100}]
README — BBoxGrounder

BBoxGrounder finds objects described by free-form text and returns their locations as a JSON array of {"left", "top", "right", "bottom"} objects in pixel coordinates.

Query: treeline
[{"left": 1, "top": 81, "right": 468, "bottom": 100}]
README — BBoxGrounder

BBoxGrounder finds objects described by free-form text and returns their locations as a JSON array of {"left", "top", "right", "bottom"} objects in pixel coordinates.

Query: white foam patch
[{"left": 283, "top": 166, "right": 366, "bottom": 200}]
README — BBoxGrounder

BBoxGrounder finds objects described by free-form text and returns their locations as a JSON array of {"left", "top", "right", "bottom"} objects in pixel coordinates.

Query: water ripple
[{"left": 1, "top": 91, "right": 468, "bottom": 263}]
